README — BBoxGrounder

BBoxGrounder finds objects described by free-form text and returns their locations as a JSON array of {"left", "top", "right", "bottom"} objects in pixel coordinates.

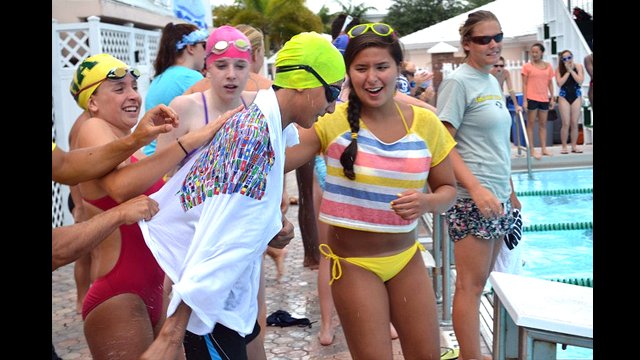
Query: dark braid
[{"left": 340, "top": 90, "right": 361, "bottom": 180}]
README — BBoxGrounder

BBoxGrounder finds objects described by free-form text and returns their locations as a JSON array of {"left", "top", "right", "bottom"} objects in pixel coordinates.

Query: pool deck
[
  {"left": 511, "top": 144, "right": 593, "bottom": 171},
  {"left": 52, "top": 143, "right": 593, "bottom": 359}
]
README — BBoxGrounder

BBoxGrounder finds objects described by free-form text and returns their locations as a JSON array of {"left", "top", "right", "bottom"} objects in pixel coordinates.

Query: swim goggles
[
  {"left": 72, "top": 67, "right": 141, "bottom": 100},
  {"left": 276, "top": 64, "right": 341, "bottom": 103},
  {"left": 209, "top": 39, "right": 251, "bottom": 55}
]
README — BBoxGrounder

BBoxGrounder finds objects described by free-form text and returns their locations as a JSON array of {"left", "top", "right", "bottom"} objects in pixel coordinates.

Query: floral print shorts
[{"left": 446, "top": 198, "right": 516, "bottom": 241}]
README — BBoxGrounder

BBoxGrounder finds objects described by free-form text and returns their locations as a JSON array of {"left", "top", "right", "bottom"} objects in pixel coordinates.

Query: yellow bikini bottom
[{"left": 319, "top": 241, "right": 425, "bottom": 285}]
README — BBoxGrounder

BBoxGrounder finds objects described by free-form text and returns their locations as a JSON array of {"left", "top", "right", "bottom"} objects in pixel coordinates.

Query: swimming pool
[{"left": 512, "top": 168, "right": 593, "bottom": 360}]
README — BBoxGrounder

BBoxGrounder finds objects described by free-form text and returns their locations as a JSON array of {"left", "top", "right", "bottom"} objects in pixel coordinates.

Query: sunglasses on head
[
  {"left": 209, "top": 39, "right": 251, "bottom": 56},
  {"left": 276, "top": 64, "right": 341, "bottom": 103},
  {"left": 73, "top": 67, "right": 141, "bottom": 99},
  {"left": 562, "top": 55, "right": 573, "bottom": 61},
  {"left": 493, "top": 64, "right": 505, "bottom": 68},
  {"left": 469, "top": 32, "right": 504, "bottom": 45},
  {"left": 347, "top": 23, "right": 394, "bottom": 38}
]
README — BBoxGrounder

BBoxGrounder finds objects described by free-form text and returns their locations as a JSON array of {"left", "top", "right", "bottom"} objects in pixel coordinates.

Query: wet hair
[
  {"left": 531, "top": 42, "right": 545, "bottom": 53},
  {"left": 235, "top": 24, "right": 264, "bottom": 57},
  {"left": 557, "top": 49, "right": 573, "bottom": 76},
  {"left": 459, "top": 10, "right": 500, "bottom": 58},
  {"left": 154, "top": 22, "right": 199, "bottom": 76},
  {"left": 339, "top": 30, "right": 403, "bottom": 180}
]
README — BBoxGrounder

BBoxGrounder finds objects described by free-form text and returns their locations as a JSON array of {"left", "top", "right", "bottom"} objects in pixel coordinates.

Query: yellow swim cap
[
  {"left": 70, "top": 54, "right": 128, "bottom": 110},
  {"left": 274, "top": 32, "right": 345, "bottom": 89}
]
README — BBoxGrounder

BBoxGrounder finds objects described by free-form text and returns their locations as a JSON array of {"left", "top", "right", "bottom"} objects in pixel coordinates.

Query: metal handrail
[
  {"left": 515, "top": 110, "right": 534, "bottom": 179},
  {"left": 431, "top": 213, "right": 442, "bottom": 303},
  {"left": 439, "top": 213, "right": 452, "bottom": 325},
  {"left": 433, "top": 212, "right": 452, "bottom": 325}
]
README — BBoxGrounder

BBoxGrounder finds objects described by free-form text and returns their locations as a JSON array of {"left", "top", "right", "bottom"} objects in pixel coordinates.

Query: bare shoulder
[
  {"left": 170, "top": 92, "right": 202, "bottom": 114},
  {"left": 76, "top": 117, "right": 119, "bottom": 148}
]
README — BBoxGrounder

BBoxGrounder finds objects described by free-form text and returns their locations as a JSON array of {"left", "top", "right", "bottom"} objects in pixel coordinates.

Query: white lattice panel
[
  {"left": 135, "top": 33, "right": 147, "bottom": 64},
  {"left": 52, "top": 96, "right": 65, "bottom": 228},
  {"left": 147, "top": 33, "right": 160, "bottom": 67},
  {"left": 101, "top": 29, "right": 132, "bottom": 64},
  {"left": 57, "top": 30, "right": 90, "bottom": 69}
]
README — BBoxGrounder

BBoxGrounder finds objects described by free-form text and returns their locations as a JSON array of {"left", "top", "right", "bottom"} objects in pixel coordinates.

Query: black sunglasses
[
  {"left": 469, "top": 32, "right": 504, "bottom": 45},
  {"left": 276, "top": 65, "right": 341, "bottom": 103},
  {"left": 493, "top": 64, "right": 505, "bottom": 68}
]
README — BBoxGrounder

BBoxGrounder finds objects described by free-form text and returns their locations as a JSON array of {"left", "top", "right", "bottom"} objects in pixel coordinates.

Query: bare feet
[
  {"left": 318, "top": 324, "right": 335, "bottom": 346},
  {"left": 390, "top": 323, "right": 398, "bottom": 339},
  {"left": 541, "top": 148, "right": 553, "bottom": 156},
  {"left": 532, "top": 152, "right": 542, "bottom": 160},
  {"left": 266, "top": 246, "right": 288, "bottom": 281}
]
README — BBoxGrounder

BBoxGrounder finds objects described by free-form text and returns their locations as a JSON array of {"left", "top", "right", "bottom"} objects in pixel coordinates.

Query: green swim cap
[{"left": 274, "top": 32, "right": 345, "bottom": 89}]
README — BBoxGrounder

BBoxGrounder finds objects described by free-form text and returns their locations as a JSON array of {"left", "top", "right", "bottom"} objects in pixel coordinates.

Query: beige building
[{"left": 52, "top": 0, "right": 211, "bottom": 29}]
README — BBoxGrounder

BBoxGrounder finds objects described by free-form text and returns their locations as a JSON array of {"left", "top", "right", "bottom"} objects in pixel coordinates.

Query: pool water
[{"left": 510, "top": 168, "right": 593, "bottom": 360}]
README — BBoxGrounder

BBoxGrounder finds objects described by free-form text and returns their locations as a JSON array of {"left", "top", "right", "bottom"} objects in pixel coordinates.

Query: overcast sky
[{"left": 209, "top": 0, "right": 391, "bottom": 16}]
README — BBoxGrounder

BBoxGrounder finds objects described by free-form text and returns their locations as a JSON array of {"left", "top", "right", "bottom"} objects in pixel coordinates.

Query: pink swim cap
[{"left": 205, "top": 25, "right": 252, "bottom": 68}]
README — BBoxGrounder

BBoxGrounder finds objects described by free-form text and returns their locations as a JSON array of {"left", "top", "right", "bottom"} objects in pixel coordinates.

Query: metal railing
[
  {"left": 431, "top": 212, "right": 452, "bottom": 325},
  {"left": 515, "top": 111, "right": 534, "bottom": 179}
]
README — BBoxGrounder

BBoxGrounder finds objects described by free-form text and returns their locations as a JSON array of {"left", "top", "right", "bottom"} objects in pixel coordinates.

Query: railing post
[
  {"left": 87, "top": 16, "right": 102, "bottom": 55},
  {"left": 432, "top": 212, "right": 442, "bottom": 303},
  {"left": 124, "top": 22, "right": 135, "bottom": 65},
  {"left": 439, "top": 212, "right": 452, "bottom": 325}
]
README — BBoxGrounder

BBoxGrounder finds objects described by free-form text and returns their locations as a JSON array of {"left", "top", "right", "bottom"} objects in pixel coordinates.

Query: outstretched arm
[
  {"left": 91, "top": 105, "right": 242, "bottom": 203},
  {"left": 52, "top": 195, "right": 158, "bottom": 271},
  {"left": 52, "top": 105, "right": 179, "bottom": 185},
  {"left": 284, "top": 126, "right": 321, "bottom": 173}
]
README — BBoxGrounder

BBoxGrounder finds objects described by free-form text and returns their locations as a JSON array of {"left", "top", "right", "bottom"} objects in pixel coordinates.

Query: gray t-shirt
[{"left": 437, "top": 63, "right": 512, "bottom": 202}]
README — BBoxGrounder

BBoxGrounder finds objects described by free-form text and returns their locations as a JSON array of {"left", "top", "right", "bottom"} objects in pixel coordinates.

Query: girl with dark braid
[{"left": 285, "top": 23, "right": 456, "bottom": 359}]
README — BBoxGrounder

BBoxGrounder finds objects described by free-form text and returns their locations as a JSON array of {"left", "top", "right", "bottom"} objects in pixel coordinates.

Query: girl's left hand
[{"left": 390, "top": 189, "right": 428, "bottom": 221}]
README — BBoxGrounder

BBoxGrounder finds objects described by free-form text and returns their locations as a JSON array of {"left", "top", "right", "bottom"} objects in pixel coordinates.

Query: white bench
[{"left": 489, "top": 272, "right": 593, "bottom": 360}]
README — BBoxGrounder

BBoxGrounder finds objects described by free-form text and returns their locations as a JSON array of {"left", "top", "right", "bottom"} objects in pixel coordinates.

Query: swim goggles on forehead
[
  {"left": 276, "top": 64, "right": 341, "bottom": 103},
  {"left": 347, "top": 23, "right": 394, "bottom": 38},
  {"left": 209, "top": 39, "right": 251, "bottom": 56},
  {"left": 72, "top": 67, "right": 141, "bottom": 99}
]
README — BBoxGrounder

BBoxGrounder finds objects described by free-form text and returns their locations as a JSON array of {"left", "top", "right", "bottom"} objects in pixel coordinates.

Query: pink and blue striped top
[{"left": 314, "top": 103, "right": 455, "bottom": 233}]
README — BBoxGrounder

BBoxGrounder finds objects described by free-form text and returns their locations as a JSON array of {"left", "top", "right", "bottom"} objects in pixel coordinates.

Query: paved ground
[{"left": 52, "top": 144, "right": 592, "bottom": 359}]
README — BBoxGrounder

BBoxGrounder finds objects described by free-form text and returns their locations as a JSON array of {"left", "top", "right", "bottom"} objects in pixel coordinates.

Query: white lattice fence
[
  {"left": 52, "top": 17, "right": 161, "bottom": 227},
  {"left": 52, "top": 96, "right": 64, "bottom": 228}
]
